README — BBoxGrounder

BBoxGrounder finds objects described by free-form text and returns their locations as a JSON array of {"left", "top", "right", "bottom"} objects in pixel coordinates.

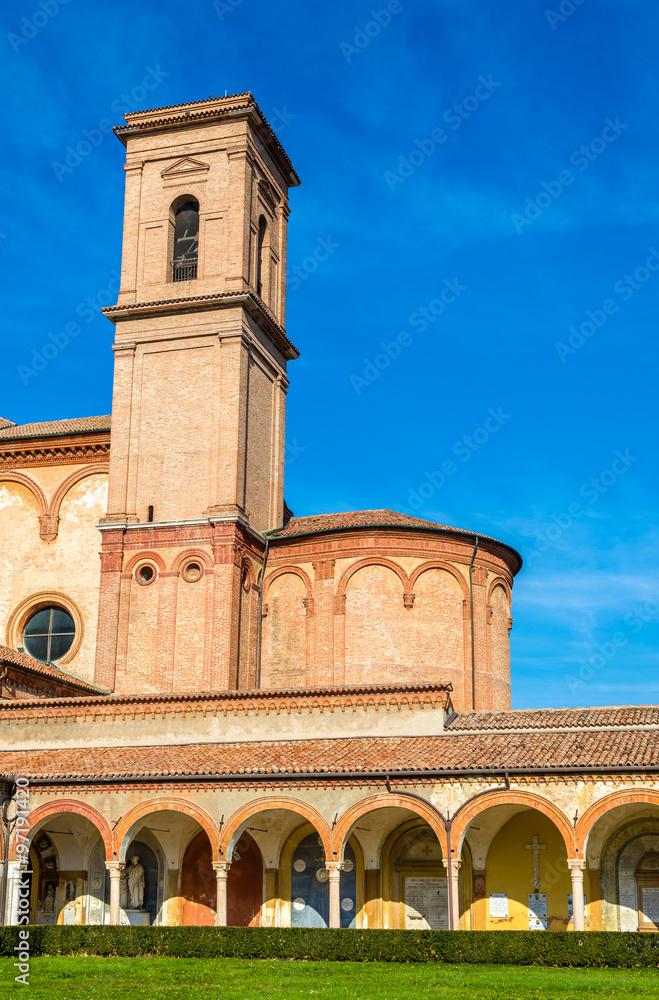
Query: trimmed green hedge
[{"left": 2, "top": 926, "right": 659, "bottom": 966}]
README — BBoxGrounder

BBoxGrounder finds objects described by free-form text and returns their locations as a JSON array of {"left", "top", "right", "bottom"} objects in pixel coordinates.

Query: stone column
[
  {"left": 213, "top": 862, "right": 231, "bottom": 927},
  {"left": 443, "top": 859, "right": 461, "bottom": 930},
  {"left": 568, "top": 860, "right": 587, "bottom": 932},
  {"left": 106, "top": 862, "right": 125, "bottom": 926},
  {"left": 5, "top": 860, "right": 31, "bottom": 926},
  {"left": 326, "top": 862, "right": 343, "bottom": 929}
]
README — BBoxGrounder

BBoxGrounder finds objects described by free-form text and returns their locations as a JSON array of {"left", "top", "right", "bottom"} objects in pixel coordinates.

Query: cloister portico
[{"left": 3, "top": 693, "right": 659, "bottom": 934}]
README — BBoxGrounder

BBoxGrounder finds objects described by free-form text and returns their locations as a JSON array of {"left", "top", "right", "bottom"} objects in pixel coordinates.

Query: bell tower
[{"left": 94, "top": 93, "right": 300, "bottom": 695}]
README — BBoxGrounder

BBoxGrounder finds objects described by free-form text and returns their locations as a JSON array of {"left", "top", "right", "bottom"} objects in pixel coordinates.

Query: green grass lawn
[{"left": 0, "top": 957, "right": 658, "bottom": 999}]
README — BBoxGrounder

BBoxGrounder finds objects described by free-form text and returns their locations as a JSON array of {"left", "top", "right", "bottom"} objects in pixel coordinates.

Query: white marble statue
[{"left": 127, "top": 855, "right": 145, "bottom": 910}]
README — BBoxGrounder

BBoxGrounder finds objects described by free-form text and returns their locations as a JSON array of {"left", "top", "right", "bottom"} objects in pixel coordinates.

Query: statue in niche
[
  {"left": 127, "top": 855, "right": 145, "bottom": 910},
  {"left": 65, "top": 881, "right": 77, "bottom": 902},
  {"left": 43, "top": 883, "right": 56, "bottom": 912}
]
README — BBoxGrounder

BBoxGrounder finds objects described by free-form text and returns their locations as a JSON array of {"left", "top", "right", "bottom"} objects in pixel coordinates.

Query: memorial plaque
[
  {"left": 528, "top": 892, "right": 547, "bottom": 930},
  {"left": 404, "top": 877, "right": 448, "bottom": 930},
  {"left": 641, "top": 887, "right": 659, "bottom": 925},
  {"left": 489, "top": 893, "right": 508, "bottom": 918},
  {"left": 567, "top": 893, "right": 587, "bottom": 918}
]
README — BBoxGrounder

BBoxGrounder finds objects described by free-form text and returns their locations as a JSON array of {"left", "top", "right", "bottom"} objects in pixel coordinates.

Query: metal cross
[{"left": 525, "top": 835, "right": 547, "bottom": 892}]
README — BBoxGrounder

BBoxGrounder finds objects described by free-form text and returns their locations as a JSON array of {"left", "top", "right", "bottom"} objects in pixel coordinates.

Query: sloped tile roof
[
  {"left": 447, "top": 705, "right": 659, "bottom": 731},
  {"left": 0, "top": 416, "right": 111, "bottom": 440},
  {"left": 0, "top": 645, "right": 106, "bottom": 696},
  {"left": 272, "top": 509, "right": 508, "bottom": 546},
  {"left": 2, "top": 727, "right": 658, "bottom": 780}
]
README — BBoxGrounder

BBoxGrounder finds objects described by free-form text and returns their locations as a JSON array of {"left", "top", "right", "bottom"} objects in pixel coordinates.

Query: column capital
[
  {"left": 325, "top": 861, "right": 344, "bottom": 877},
  {"left": 105, "top": 861, "right": 125, "bottom": 875},
  {"left": 212, "top": 861, "right": 232, "bottom": 877},
  {"left": 567, "top": 859, "right": 587, "bottom": 874},
  {"left": 443, "top": 859, "right": 461, "bottom": 875}
]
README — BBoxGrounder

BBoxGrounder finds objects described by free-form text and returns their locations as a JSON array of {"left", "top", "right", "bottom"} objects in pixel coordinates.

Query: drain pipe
[
  {"left": 468, "top": 537, "right": 478, "bottom": 711},
  {"left": 256, "top": 525, "right": 284, "bottom": 689}
]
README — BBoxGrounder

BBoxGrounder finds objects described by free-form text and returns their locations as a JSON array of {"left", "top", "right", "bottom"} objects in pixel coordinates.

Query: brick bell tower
[{"left": 94, "top": 94, "right": 300, "bottom": 696}]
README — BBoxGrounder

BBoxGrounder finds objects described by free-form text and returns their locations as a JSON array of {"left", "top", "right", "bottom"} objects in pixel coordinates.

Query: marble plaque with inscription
[
  {"left": 489, "top": 893, "right": 508, "bottom": 918},
  {"left": 528, "top": 893, "right": 547, "bottom": 930},
  {"left": 641, "top": 887, "right": 659, "bottom": 924},
  {"left": 404, "top": 877, "right": 448, "bottom": 930}
]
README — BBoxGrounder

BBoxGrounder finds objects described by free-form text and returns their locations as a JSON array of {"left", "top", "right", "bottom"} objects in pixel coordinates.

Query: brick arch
[
  {"left": 113, "top": 798, "right": 220, "bottom": 862},
  {"left": 331, "top": 792, "right": 449, "bottom": 860},
  {"left": 47, "top": 463, "right": 109, "bottom": 519},
  {"left": 219, "top": 796, "right": 333, "bottom": 862},
  {"left": 123, "top": 550, "right": 168, "bottom": 574},
  {"left": 9, "top": 799, "right": 112, "bottom": 861},
  {"left": 486, "top": 577, "right": 512, "bottom": 606},
  {"left": 170, "top": 548, "right": 214, "bottom": 572},
  {"left": 409, "top": 561, "right": 469, "bottom": 601},
  {"left": 262, "top": 566, "right": 312, "bottom": 601},
  {"left": 451, "top": 789, "right": 578, "bottom": 859},
  {"left": 576, "top": 790, "right": 659, "bottom": 854},
  {"left": 0, "top": 471, "right": 48, "bottom": 517},
  {"left": 336, "top": 558, "right": 409, "bottom": 598}
]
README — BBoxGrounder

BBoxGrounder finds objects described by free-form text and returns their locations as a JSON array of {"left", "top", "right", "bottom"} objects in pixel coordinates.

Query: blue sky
[{"left": 1, "top": 0, "right": 657, "bottom": 710}]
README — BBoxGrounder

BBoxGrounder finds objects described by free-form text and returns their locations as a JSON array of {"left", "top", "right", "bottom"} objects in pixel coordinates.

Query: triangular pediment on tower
[{"left": 161, "top": 156, "right": 210, "bottom": 177}]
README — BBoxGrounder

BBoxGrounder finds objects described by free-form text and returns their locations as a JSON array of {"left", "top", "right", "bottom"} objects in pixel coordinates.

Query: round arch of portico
[
  {"left": 219, "top": 796, "right": 333, "bottom": 862},
  {"left": 47, "top": 463, "right": 110, "bottom": 520},
  {"left": 336, "top": 558, "right": 409, "bottom": 598},
  {"left": 331, "top": 792, "right": 449, "bottom": 860},
  {"left": 451, "top": 789, "right": 578, "bottom": 859},
  {"left": 262, "top": 566, "right": 313, "bottom": 602},
  {"left": 575, "top": 789, "right": 659, "bottom": 854},
  {"left": 9, "top": 799, "right": 113, "bottom": 862},
  {"left": 0, "top": 471, "right": 48, "bottom": 518},
  {"left": 113, "top": 797, "right": 220, "bottom": 862},
  {"left": 408, "top": 561, "right": 470, "bottom": 601}
]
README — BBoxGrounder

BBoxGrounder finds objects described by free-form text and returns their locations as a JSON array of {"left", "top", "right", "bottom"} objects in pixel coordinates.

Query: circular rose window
[{"left": 23, "top": 606, "right": 75, "bottom": 664}]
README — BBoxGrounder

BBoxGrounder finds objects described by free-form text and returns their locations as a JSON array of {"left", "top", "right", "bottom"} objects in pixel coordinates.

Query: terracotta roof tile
[
  {"left": 447, "top": 705, "right": 659, "bottom": 731},
  {"left": 272, "top": 510, "right": 521, "bottom": 564},
  {"left": 0, "top": 416, "right": 111, "bottom": 441},
  {"left": 2, "top": 728, "right": 658, "bottom": 780},
  {"left": 0, "top": 645, "right": 106, "bottom": 696}
]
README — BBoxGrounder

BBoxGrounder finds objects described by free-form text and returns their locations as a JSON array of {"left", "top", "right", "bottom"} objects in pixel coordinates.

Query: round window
[
  {"left": 137, "top": 565, "right": 155, "bottom": 585},
  {"left": 23, "top": 606, "right": 75, "bottom": 664},
  {"left": 182, "top": 561, "right": 203, "bottom": 583}
]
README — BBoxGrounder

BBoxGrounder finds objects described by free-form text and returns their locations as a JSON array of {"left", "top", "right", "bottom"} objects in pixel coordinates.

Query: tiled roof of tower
[
  {"left": 0, "top": 645, "right": 107, "bottom": 696},
  {"left": 114, "top": 92, "right": 299, "bottom": 184},
  {"left": 2, "top": 727, "right": 659, "bottom": 780},
  {"left": 447, "top": 705, "right": 659, "bottom": 731},
  {"left": 0, "top": 416, "right": 111, "bottom": 440}
]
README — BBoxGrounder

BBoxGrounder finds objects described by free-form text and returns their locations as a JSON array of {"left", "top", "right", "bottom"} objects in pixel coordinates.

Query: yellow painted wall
[{"left": 480, "top": 811, "right": 573, "bottom": 931}]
